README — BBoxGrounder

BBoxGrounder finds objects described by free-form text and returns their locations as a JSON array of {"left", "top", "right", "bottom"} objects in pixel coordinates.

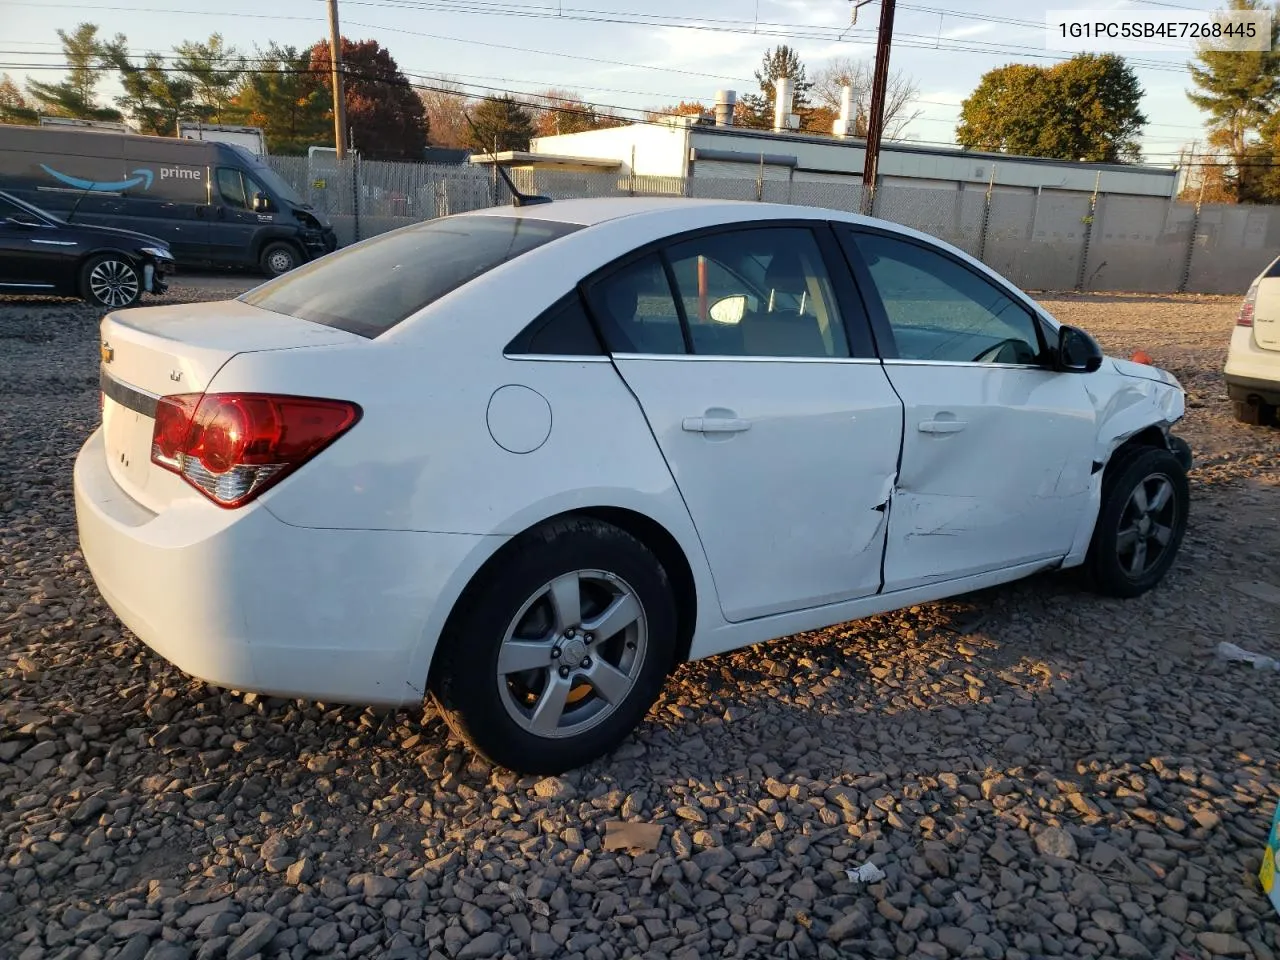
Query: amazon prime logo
[{"left": 40, "top": 164, "right": 156, "bottom": 192}]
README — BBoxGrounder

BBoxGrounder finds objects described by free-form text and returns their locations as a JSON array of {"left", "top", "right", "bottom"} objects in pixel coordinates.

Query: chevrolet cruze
[{"left": 75, "top": 197, "right": 1192, "bottom": 772}]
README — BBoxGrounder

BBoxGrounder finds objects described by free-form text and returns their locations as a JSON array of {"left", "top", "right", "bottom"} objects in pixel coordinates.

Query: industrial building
[{"left": 489, "top": 86, "right": 1179, "bottom": 201}]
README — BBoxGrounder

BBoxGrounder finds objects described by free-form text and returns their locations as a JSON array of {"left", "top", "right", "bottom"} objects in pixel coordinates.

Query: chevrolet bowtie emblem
[{"left": 100, "top": 342, "right": 114, "bottom": 363}]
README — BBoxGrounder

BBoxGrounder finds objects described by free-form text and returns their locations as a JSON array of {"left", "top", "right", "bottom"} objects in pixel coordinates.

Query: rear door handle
[
  {"left": 683, "top": 417, "right": 751, "bottom": 434},
  {"left": 919, "top": 419, "right": 967, "bottom": 434}
]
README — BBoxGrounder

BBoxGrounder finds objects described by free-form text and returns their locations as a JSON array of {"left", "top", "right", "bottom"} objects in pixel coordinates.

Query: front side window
[
  {"left": 665, "top": 227, "right": 849, "bottom": 358},
  {"left": 852, "top": 232, "right": 1043, "bottom": 365},
  {"left": 241, "top": 215, "right": 581, "bottom": 338},
  {"left": 242, "top": 175, "right": 272, "bottom": 211},
  {"left": 216, "top": 168, "right": 247, "bottom": 210}
]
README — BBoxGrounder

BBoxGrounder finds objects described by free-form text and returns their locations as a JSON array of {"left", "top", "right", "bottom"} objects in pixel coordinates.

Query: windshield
[
  {"left": 240, "top": 214, "right": 582, "bottom": 338},
  {"left": 248, "top": 162, "right": 307, "bottom": 209}
]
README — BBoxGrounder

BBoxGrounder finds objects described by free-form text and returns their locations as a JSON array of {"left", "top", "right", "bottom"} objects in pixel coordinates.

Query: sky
[{"left": 1, "top": 0, "right": 1223, "bottom": 166}]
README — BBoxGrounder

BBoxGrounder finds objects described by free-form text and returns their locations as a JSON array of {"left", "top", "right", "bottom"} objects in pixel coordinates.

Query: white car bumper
[
  {"left": 73, "top": 427, "right": 490, "bottom": 706},
  {"left": 1225, "top": 324, "right": 1280, "bottom": 405}
]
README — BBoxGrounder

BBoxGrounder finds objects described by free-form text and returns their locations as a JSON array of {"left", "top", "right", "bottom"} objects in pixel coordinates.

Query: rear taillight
[
  {"left": 150, "top": 392, "right": 361, "bottom": 508},
  {"left": 1239, "top": 283, "right": 1258, "bottom": 327}
]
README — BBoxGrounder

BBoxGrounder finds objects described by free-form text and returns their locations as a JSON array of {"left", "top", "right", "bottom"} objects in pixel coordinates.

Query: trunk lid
[
  {"left": 99, "top": 299, "right": 362, "bottom": 512},
  {"left": 1253, "top": 275, "right": 1280, "bottom": 351}
]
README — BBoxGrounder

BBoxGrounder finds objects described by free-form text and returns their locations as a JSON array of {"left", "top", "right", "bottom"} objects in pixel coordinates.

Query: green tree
[
  {"left": 1186, "top": 0, "right": 1280, "bottom": 202},
  {"left": 102, "top": 39, "right": 203, "bottom": 136},
  {"left": 957, "top": 54, "right": 1146, "bottom": 163},
  {"left": 739, "top": 45, "right": 814, "bottom": 130},
  {"left": 175, "top": 34, "right": 246, "bottom": 124},
  {"left": 310, "top": 38, "right": 427, "bottom": 160},
  {"left": 233, "top": 44, "right": 331, "bottom": 155},
  {"left": 24, "top": 23, "right": 121, "bottom": 121},
  {"left": 466, "top": 94, "right": 535, "bottom": 152},
  {"left": 0, "top": 73, "right": 38, "bottom": 124}
]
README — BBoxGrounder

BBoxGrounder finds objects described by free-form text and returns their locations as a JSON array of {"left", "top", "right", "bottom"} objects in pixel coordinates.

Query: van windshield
[
  {"left": 248, "top": 163, "right": 306, "bottom": 208},
  {"left": 240, "top": 214, "right": 582, "bottom": 338}
]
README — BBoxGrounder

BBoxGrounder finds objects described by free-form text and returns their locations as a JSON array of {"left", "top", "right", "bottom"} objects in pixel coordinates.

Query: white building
[{"left": 520, "top": 105, "right": 1178, "bottom": 200}]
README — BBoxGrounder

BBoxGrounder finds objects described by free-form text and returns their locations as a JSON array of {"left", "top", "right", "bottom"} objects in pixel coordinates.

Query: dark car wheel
[
  {"left": 260, "top": 242, "right": 300, "bottom": 277},
  {"left": 431, "top": 518, "right": 677, "bottom": 773},
  {"left": 80, "top": 254, "right": 142, "bottom": 308},
  {"left": 1086, "top": 446, "right": 1189, "bottom": 598}
]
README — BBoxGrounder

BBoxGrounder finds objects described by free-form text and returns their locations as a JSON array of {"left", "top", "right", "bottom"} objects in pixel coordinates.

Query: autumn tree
[
  {"left": 811, "top": 57, "right": 920, "bottom": 138},
  {"left": 24, "top": 23, "right": 122, "bottom": 121},
  {"left": 644, "top": 100, "right": 707, "bottom": 122},
  {"left": 739, "top": 45, "right": 814, "bottom": 130},
  {"left": 0, "top": 74, "right": 37, "bottom": 124},
  {"left": 957, "top": 54, "right": 1146, "bottom": 162},
  {"left": 310, "top": 38, "right": 427, "bottom": 160},
  {"left": 525, "top": 88, "right": 624, "bottom": 137},
  {"left": 234, "top": 44, "right": 330, "bottom": 154},
  {"left": 1186, "top": 0, "right": 1280, "bottom": 202},
  {"left": 175, "top": 34, "right": 246, "bottom": 123},
  {"left": 466, "top": 94, "right": 536, "bottom": 152},
  {"left": 420, "top": 77, "right": 471, "bottom": 149}
]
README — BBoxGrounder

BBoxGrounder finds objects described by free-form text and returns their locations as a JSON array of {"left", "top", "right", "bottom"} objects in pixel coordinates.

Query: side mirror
[
  {"left": 251, "top": 193, "right": 271, "bottom": 213},
  {"left": 1057, "top": 324, "right": 1104, "bottom": 373},
  {"left": 708, "top": 294, "right": 750, "bottom": 325}
]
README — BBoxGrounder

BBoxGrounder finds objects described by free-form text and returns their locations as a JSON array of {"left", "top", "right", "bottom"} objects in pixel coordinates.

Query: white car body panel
[
  {"left": 611, "top": 355, "right": 901, "bottom": 622},
  {"left": 74, "top": 197, "right": 1191, "bottom": 707},
  {"left": 1225, "top": 257, "right": 1280, "bottom": 404},
  {"left": 881, "top": 363, "right": 1097, "bottom": 591}
]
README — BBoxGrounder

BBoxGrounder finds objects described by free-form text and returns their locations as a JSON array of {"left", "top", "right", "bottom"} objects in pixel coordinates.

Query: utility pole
[
  {"left": 860, "top": 0, "right": 897, "bottom": 215},
  {"left": 327, "top": 0, "right": 350, "bottom": 160}
]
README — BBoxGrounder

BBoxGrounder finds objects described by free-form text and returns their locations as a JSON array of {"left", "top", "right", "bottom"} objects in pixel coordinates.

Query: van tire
[{"left": 260, "top": 242, "right": 300, "bottom": 277}]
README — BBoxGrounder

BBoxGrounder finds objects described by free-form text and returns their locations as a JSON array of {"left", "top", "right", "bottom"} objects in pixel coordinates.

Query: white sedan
[{"left": 75, "top": 197, "right": 1192, "bottom": 772}]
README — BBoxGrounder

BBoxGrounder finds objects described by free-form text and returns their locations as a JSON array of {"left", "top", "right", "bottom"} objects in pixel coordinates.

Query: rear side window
[
  {"left": 241, "top": 215, "right": 582, "bottom": 338},
  {"left": 585, "top": 254, "right": 686, "bottom": 355}
]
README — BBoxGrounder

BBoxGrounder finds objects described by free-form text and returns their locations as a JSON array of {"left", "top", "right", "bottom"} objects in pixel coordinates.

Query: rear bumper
[
  {"left": 1225, "top": 373, "right": 1280, "bottom": 406},
  {"left": 1224, "top": 325, "right": 1280, "bottom": 405},
  {"left": 73, "top": 427, "right": 490, "bottom": 706}
]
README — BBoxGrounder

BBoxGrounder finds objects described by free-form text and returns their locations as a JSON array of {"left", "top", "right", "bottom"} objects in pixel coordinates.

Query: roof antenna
[{"left": 462, "top": 104, "right": 552, "bottom": 207}]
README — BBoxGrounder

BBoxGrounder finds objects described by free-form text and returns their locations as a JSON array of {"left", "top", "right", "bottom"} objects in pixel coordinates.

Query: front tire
[
  {"left": 1086, "top": 447, "right": 1189, "bottom": 598},
  {"left": 260, "top": 241, "right": 300, "bottom": 277},
  {"left": 80, "top": 254, "right": 141, "bottom": 308},
  {"left": 431, "top": 518, "right": 677, "bottom": 773}
]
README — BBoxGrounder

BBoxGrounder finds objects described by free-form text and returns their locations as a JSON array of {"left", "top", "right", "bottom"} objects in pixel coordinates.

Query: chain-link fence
[{"left": 265, "top": 154, "right": 1280, "bottom": 294}]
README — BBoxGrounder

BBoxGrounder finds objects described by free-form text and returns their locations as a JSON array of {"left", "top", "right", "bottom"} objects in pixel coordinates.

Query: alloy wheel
[
  {"left": 88, "top": 259, "right": 139, "bottom": 307},
  {"left": 1116, "top": 473, "right": 1177, "bottom": 578},
  {"left": 496, "top": 569, "right": 648, "bottom": 739}
]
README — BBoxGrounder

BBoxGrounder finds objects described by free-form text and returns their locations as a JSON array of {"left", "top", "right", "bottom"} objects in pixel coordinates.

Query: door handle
[
  {"left": 682, "top": 416, "right": 751, "bottom": 434},
  {"left": 919, "top": 418, "right": 967, "bottom": 434}
]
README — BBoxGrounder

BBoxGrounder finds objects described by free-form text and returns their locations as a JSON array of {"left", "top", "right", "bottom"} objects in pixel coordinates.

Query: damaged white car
[{"left": 75, "top": 198, "right": 1192, "bottom": 773}]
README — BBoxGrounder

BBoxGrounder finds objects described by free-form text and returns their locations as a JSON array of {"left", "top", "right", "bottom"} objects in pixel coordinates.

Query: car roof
[{"left": 463, "top": 195, "right": 878, "bottom": 229}]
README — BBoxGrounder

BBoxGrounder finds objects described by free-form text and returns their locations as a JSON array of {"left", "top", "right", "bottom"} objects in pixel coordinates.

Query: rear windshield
[{"left": 241, "top": 215, "right": 582, "bottom": 338}]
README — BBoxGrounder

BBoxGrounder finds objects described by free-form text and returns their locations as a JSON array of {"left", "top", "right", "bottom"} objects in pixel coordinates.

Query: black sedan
[{"left": 0, "top": 189, "right": 173, "bottom": 307}]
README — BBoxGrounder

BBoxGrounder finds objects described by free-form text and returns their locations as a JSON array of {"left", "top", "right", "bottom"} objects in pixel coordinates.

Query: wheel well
[
  {"left": 1101, "top": 426, "right": 1169, "bottom": 477},
  {"left": 428, "top": 508, "right": 699, "bottom": 690}
]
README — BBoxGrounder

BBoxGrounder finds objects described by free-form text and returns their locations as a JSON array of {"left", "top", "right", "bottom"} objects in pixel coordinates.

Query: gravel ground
[{"left": 2, "top": 280, "right": 1280, "bottom": 960}]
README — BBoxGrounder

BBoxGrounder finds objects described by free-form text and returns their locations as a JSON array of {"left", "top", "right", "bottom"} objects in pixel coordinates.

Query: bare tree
[
  {"left": 419, "top": 76, "right": 472, "bottom": 149},
  {"left": 812, "top": 57, "right": 921, "bottom": 139}
]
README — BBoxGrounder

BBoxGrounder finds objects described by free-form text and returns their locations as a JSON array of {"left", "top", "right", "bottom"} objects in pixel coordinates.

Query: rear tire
[
  {"left": 80, "top": 254, "right": 141, "bottom": 308},
  {"left": 431, "top": 518, "right": 676, "bottom": 773},
  {"left": 1086, "top": 447, "right": 1189, "bottom": 598},
  {"left": 1233, "top": 399, "right": 1277, "bottom": 426},
  {"left": 260, "top": 242, "right": 300, "bottom": 277}
]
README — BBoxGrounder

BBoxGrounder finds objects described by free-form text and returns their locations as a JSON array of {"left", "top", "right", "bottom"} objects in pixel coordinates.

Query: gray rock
[
  {"left": 1034, "top": 827, "right": 1078, "bottom": 860},
  {"left": 457, "top": 932, "right": 505, "bottom": 960},
  {"left": 307, "top": 923, "right": 340, "bottom": 952},
  {"left": 225, "top": 917, "right": 281, "bottom": 960}
]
